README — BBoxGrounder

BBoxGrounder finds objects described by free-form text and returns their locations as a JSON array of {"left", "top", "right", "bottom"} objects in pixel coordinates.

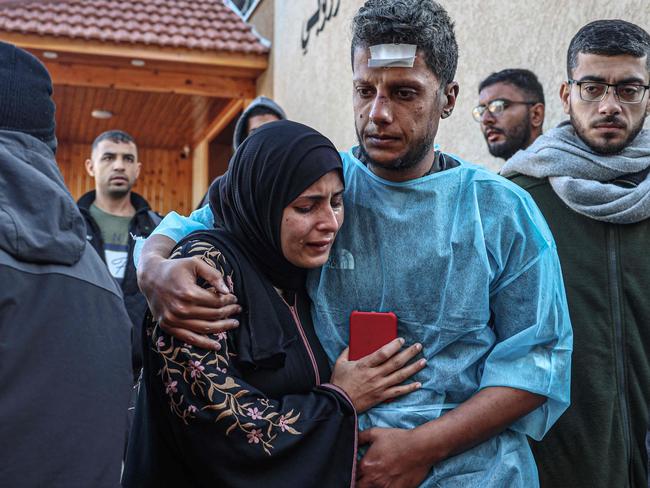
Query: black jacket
[
  {"left": 511, "top": 174, "right": 650, "bottom": 488},
  {"left": 0, "top": 130, "right": 132, "bottom": 487},
  {"left": 77, "top": 190, "right": 160, "bottom": 380}
]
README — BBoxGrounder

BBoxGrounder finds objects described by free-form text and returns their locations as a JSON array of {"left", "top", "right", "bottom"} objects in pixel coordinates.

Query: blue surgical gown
[{"left": 135, "top": 148, "right": 573, "bottom": 487}]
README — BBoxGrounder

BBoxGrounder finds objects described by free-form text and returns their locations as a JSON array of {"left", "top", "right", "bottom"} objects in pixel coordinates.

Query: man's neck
[
  {"left": 363, "top": 147, "right": 440, "bottom": 183},
  {"left": 93, "top": 191, "right": 136, "bottom": 217},
  {"left": 526, "top": 130, "right": 543, "bottom": 149}
]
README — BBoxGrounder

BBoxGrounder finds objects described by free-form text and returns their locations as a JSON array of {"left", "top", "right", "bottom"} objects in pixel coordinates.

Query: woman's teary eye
[{"left": 294, "top": 205, "right": 313, "bottom": 214}]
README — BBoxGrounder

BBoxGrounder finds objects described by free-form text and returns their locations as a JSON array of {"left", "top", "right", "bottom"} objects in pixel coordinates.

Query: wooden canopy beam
[
  {"left": 191, "top": 99, "right": 244, "bottom": 206},
  {"left": 194, "top": 99, "right": 243, "bottom": 146},
  {"left": 45, "top": 60, "right": 256, "bottom": 99},
  {"left": 192, "top": 140, "right": 210, "bottom": 209}
]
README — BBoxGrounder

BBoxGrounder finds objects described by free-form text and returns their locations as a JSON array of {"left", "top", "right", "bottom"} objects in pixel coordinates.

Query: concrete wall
[
  {"left": 251, "top": 0, "right": 649, "bottom": 172},
  {"left": 249, "top": 0, "right": 275, "bottom": 96}
]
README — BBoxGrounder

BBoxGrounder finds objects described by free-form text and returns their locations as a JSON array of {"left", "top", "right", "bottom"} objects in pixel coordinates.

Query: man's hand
[
  {"left": 137, "top": 235, "right": 241, "bottom": 350},
  {"left": 357, "top": 386, "right": 546, "bottom": 487},
  {"left": 357, "top": 428, "right": 431, "bottom": 488}
]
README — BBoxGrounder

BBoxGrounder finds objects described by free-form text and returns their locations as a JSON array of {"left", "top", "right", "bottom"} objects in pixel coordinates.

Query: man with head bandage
[{"left": 132, "top": 1, "right": 572, "bottom": 486}]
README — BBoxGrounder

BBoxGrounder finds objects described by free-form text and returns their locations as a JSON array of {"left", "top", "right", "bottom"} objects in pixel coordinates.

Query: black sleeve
[{"left": 146, "top": 239, "right": 358, "bottom": 487}]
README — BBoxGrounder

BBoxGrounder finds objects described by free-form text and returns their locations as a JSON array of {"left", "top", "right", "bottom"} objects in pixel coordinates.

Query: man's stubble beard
[
  {"left": 355, "top": 118, "right": 437, "bottom": 172},
  {"left": 106, "top": 183, "right": 133, "bottom": 199},
  {"left": 487, "top": 119, "right": 532, "bottom": 160},
  {"left": 571, "top": 110, "right": 647, "bottom": 155}
]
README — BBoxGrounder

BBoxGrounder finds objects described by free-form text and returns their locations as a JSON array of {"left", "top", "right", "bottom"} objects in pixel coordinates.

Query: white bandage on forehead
[{"left": 368, "top": 44, "right": 417, "bottom": 68}]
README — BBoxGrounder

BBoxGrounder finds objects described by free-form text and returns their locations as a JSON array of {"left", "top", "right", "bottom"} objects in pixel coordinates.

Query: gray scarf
[{"left": 501, "top": 122, "right": 650, "bottom": 224}]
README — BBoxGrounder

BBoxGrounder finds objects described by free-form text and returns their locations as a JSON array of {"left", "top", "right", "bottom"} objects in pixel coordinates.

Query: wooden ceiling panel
[{"left": 53, "top": 85, "right": 228, "bottom": 150}]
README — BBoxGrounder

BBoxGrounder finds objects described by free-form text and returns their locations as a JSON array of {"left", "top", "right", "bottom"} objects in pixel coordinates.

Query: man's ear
[
  {"left": 440, "top": 81, "right": 460, "bottom": 118},
  {"left": 560, "top": 82, "right": 571, "bottom": 115},
  {"left": 530, "top": 103, "right": 545, "bottom": 128},
  {"left": 135, "top": 161, "right": 142, "bottom": 180},
  {"left": 84, "top": 158, "right": 95, "bottom": 178}
]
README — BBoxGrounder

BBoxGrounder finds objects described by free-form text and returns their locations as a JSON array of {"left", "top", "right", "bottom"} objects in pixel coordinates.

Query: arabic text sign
[{"left": 301, "top": 0, "right": 341, "bottom": 54}]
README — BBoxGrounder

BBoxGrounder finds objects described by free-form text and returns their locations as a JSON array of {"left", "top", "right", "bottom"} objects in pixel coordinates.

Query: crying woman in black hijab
[
  {"left": 209, "top": 119, "right": 343, "bottom": 290},
  {"left": 125, "top": 121, "right": 425, "bottom": 488}
]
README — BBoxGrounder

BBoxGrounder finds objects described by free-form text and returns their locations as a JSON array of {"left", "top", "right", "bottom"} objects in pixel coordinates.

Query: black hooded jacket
[
  {"left": 0, "top": 130, "right": 132, "bottom": 487},
  {"left": 232, "top": 96, "right": 286, "bottom": 151},
  {"left": 77, "top": 190, "right": 161, "bottom": 380},
  {"left": 197, "top": 97, "right": 287, "bottom": 210}
]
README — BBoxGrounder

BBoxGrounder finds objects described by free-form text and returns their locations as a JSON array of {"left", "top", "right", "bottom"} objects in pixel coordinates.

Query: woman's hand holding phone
[{"left": 330, "top": 338, "right": 426, "bottom": 413}]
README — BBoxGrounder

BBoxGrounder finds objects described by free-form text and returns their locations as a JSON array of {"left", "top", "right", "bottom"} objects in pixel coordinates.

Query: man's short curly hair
[{"left": 351, "top": 0, "right": 458, "bottom": 86}]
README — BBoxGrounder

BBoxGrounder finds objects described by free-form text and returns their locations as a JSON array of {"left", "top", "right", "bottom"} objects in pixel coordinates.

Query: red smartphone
[{"left": 349, "top": 311, "right": 397, "bottom": 360}]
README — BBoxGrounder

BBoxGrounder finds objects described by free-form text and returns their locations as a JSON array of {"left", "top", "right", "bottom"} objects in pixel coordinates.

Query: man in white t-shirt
[{"left": 77, "top": 130, "right": 161, "bottom": 381}]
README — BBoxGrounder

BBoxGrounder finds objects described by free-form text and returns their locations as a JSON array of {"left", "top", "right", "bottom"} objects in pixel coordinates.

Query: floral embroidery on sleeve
[{"left": 150, "top": 240, "right": 302, "bottom": 455}]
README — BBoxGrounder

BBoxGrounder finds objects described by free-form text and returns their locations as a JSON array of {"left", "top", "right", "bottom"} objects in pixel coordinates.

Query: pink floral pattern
[
  {"left": 165, "top": 379, "right": 178, "bottom": 395},
  {"left": 189, "top": 360, "right": 205, "bottom": 378},
  {"left": 153, "top": 241, "right": 302, "bottom": 455},
  {"left": 247, "top": 407, "right": 262, "bottom": 420},
  {"left": 247, "top": 429, "right": 263, "bottom": 444}
]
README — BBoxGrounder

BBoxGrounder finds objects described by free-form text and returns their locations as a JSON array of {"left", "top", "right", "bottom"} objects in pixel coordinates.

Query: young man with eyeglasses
[
  {"left": 501, "top": 19, "right": 650, "bottom": 488},
  {"left": 474, "top": 69, "right": 545, "bottom": 160}
]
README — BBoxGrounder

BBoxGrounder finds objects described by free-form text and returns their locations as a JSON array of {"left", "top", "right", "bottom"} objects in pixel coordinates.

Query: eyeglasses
[
  {"left": 472, "top": 99, "right": 537, "bottom": 122},
  {"left": 568, "top": 80, "right": 650, "bottom": 104}
]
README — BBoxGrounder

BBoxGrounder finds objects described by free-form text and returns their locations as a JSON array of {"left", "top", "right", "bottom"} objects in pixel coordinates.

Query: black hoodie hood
[
  {"left": 232, "top": 96, "right": 286, "bottom": 151},
  {"left": 0, "top": 130, "right": 86, "bottom": 265}
]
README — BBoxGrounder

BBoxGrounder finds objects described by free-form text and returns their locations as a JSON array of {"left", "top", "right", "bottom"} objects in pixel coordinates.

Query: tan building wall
[
  {"left": 253, "top": 0, "right": 649, "bottom": 172},
  {"left": 249, "top": 0, "right": 275, "bottom": 96}
]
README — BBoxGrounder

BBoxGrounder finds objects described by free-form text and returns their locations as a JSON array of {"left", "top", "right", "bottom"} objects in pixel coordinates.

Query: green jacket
[{"left": 509, "top": 174, "right": 650, "bottom": 488}]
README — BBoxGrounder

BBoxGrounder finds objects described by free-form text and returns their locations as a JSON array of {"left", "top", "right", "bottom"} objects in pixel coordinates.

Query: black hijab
[
  {"left": 191, "top": 121, "right": 342, "bottom": 368},
  {"left": 209, "top": 120, "right": 342, "bottom": 290}
]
